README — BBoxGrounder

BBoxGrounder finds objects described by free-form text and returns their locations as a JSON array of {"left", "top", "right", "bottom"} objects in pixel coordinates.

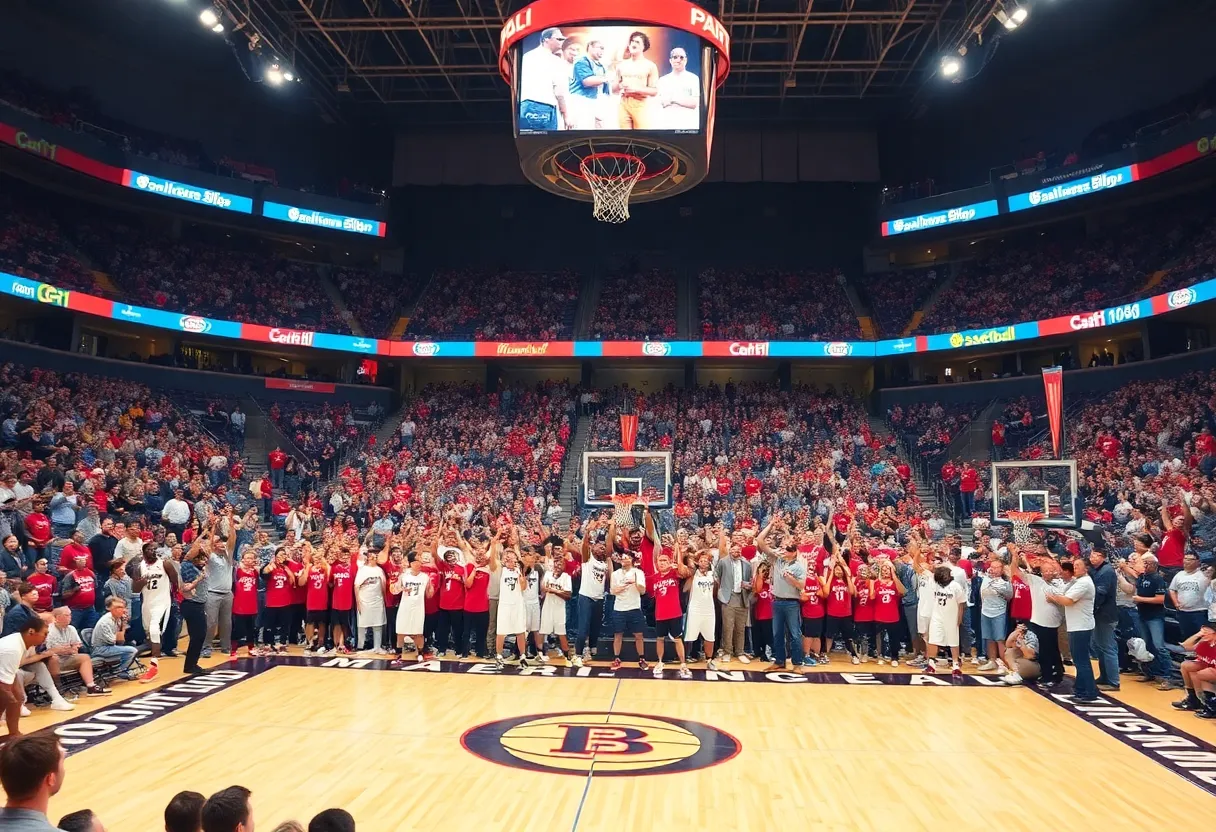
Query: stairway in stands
[
  {"left": 554, "top": 412, "right": 591, "bottom": 524},
  {"left": 868, "top": 414, "right": 971, "bottom": 542}
]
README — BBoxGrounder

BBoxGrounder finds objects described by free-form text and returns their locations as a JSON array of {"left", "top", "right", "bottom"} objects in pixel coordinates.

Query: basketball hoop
[
  {"left": 1006, "top": 511, "right": 1043, "bottom": 545},
  {"left": 580, "top": 152, "right": 645, "bottom": 224},
  {"left": 611, "top": 494, "right": 640, "bottom": 528}
]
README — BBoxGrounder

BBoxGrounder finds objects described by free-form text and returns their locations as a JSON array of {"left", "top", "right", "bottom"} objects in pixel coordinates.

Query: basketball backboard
[
  {"left": 989, "top": 459, "right": 1079, "bottom": 529},
  {"left": 583, "top": 451, "right": 672, "bottom": 508}
]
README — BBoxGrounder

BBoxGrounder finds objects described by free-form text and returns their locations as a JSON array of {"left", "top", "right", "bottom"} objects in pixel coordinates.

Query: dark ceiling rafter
[{"left": 243, "top": 0, "right": 1002, "bottom": 117}]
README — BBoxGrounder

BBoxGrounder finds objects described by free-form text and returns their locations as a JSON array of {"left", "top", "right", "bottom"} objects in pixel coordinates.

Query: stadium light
[
  {"left": 940, "top": 54, "right": 962, "bottom": 78},
  {"left": 211, "top": 23, "right": 225, "bottom": 33},
  {"left": 996, "top": 3, "right": 1029, "bottom": 30},
  {"left": 266, "top": 62, "right": 285, "bottom": 86},
  {"left": 199, "top": 7, "right": 219, "bottom": 27}
]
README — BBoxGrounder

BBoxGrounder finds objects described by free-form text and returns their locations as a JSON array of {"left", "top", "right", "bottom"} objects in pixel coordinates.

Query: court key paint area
[{"left": 30, "top": 659, "right": 1216, "bottom": 832}]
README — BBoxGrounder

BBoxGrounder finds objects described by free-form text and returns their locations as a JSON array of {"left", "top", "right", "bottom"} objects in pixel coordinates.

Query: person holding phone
[{"left": 1000, "top": 623, "right": 1041, "bottom": 685}]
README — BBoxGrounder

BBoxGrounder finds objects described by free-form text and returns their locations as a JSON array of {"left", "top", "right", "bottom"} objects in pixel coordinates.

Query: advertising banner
[
  {"left": 474, "top": 341, "right": 576, "bottom": 358},
  {"left": 595, "top": 341, "right": 703, "bottom": 358},
  {"left": 264, "top": 378, "right": 336, "bottom": 394},
  {"left": 881, "top": 199, "right": 999, "bottom": 237},
  {"left": 1007, "top": 164, "right": 1140, "bottom": 213},
  {"left": 0, "top": 120, "right": 124, "bottom": 184},
  {"left": 386, "top": 341, "right": 477, "bottom": 358},
  {"left": 121, "top": 169, "right": 254, "bottom": 214},
  {"left": 924, "top": 322, "right": 1041, "bottom": 352},
  {"left": 261, "top": 201, "right": 386, "bottom": 237}
]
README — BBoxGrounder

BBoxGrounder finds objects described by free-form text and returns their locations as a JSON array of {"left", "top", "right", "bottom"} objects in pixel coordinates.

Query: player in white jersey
[
  {"left": 390, "top": 555, "right": 435, "bottom": 666},
  {"left": 521, "top": 549, "right": 543, "bottom": 658},
  {"left": 574, "top": 518, "right": 610, "bottom": 665},
  {"left": 926, "top": 565, "right": 967, "bottom": 677},
  {"left": 127, "top": 542, "right": 178, "bottom": 682},
  {"left": 684, "top": 551, "right": 720, "bottom": 669},
  {"left": 491, "top": 542, "right": 530, "bottom": 668},
  {"left": 539, "top": 556, "right": 574, "bottom": 665}
]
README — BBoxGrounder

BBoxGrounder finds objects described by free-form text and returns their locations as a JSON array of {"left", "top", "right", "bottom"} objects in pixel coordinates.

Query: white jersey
[
  {"left": 499, "top": 567, "right": 524, "bottom": 607},
  {"left": 523, "top": 568, "right": 541, "bottom": 606},
  {"left": 140, "top": 558, "right": 171, "bottom": 608},
  {"left": 579, "top": 557, "right": 609, "bottom": 601},
  {"left": 541, "top": 571, "right": 571, "bottom": 608},
  {"left": 355, "top": 564, "right": 386, "bottom": 627},
  {"left": 396, "top": 571, "right": 430, "bottom": 635},
  {"left": 930, "top": 582, "right": 966, "bottom": 633},
  {"left": 916, "top": 570, "right": 935, "bottom": 613},
  {"left": 687, "top": 570, "right": 716, "bottom": 615}
]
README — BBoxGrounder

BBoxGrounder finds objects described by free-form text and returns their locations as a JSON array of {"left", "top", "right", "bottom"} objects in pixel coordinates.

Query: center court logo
[{"left": 460, "top": 712, "right": 740, "bottom": 776}]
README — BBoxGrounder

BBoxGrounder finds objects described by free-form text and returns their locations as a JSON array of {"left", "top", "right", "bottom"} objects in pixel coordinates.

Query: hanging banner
[{"left": 1042, "top": 366, "right": 1064, "bottom": 459}]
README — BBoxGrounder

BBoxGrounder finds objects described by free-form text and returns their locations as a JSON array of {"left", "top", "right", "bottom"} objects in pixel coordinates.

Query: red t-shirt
[
  {"left": 1010, "top": 575, "right": 1032, "bottom": 620},
  {"left": 269, "top": 450, "right": 287, "bottom": 470},
  {"left": 853, "top": 580, "right": 874, "bottom": 622},
  {"left": 825, "top": 577, "right": 852, "bottom": 617},
  {"left": 265, "top": 565, "right": 294, "bottom": 608},
  {"left": 959, "top": 469, "right": 979, "bottom": 493},
  {"left": 330, "top": 560, "right": 355, "bottom": 611},
  {"left": 384, "top": 561, "right": 403, "bottom": 608},
  {"left": 873, "top": 579, "right": 900, "bottom": 624},
  {"left": 957, "top": 558, "right": 974, "bottom": 578},
  {"left": 801, "top": 576, "right": 824, "bottom": 619},
  {"left": 28, "top": 573, "right": 56, "bottom": 611},
  {"left": 24, "top": 513, "right": 51, "bottom": 545},
  {"left": 306, "top": 566, "right": 331, "bottom": 611},
  {"left": 1196, "top": 638, "right": 1216, "bottom": 667},
  {"left": 438, "top": 562, "right": 466, "bottom": 610},
  {"left": 233, "top": 567, "right": 259, "bottom": 616},
  {"left": 754, "top": 576, "right": 773, "bottom": 621},
  {"left": 463, "top": 564, "right": 490, "bottom": 613},
  {"left": 744, "top": 477, "right": 762, "bottom": 496},
  {"left": 652, "top": 568, "right": 683, "bottom": 622},
  {"left": 65, "top": 569, "right": 96, "bottom": 609},
  {"left": 58, "top": 542, "right": 91, "bottom": 575},
  {"left": 1197, "top": 434, "right": 1216, "bottom": 456},
  {"left": 420, "top": 564, "right": 440, "bottom": 615},
  {"left": 1158, "top": 527, "right": 1187, "bottom": 568}
]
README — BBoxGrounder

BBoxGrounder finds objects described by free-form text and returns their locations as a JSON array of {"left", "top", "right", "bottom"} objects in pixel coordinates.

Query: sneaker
[
  {"left": 721, "top": 655, "right": 734, "bottom": 665},
  {"left": 19, "top": 705, "right": 30, "bottom": 717},
  {"left": 817, "top": 656, "right": 830, "bottom": 666},
  {"left": 653, "top": 661, "right": 665, "bottom": 677},
  {"left": 738, "top": 654, "right": 751, "bottom": 664},
  {"left": 582, "top": 648, "right": 593, "bottom": 661},
  {"left": 877, "top": 658, "right": 888, "bottom": 666},
  {"left": 610, "top": 658, "right": 622, "bottom": 671},
  {"left": 201, "top": 648, "right": 212, "bottom": 659},
  {"left": 891, "top": 660, "right": 899, "bottom": 667},
  {"left": 925, "top": 663, "right": 937, "bottom": 675},
  {"left": 389, "top": 659, "right": 405, "bottom": 669},
  {"left": 538, "top": 652, "right": 550, "bottom": 663},
  {"left": 860, "top": 655, "right": 870, "bottom": 663},
  {"left": 229, "top": 650, "right": 238, "bottom": 661},
  {"left": 85, "top": 685, "right": 112, "bottom": 697},
  {"left": 1001, "top": 673, "right": 1023, "bottom": 685},
  {"left": 572, "top": 654, "right": 584, "bottom": 668},
  {"left": 315, "top": 647, "right": 329, "bottom": 656},
  {"left": 850, "top": 656, "right": 860, "bottom": 665},
  {"left": 638, "top": 659, "right": 649, "bottom": 671},
  {"left": 678, "top": 666, "right": 693, "bottom": 680},
  {"left": 1195, "top": 708, "right": 1216, "bottom": 720},
  {"left": 1096, "top": 683, "right": 1121, "bottom": 692},
  {"left": 518, "top": 657, "right": 530, "bottom": 669},
  {"left": 494, "top": 655, "right": 504, "bottom": 669},
  {"left": 907, "top": 658, "right": 927, "bottom": 670},
  {"left": 707, "top": 659, "right": 719, "bottom": 671},
  {"left": 139, "top": 664, "right": 159, "bottom": 683},
  {"left": 970, "top": 656, "right": 982, "bottom": 666},
  {"left": 951, "top": 664, "right": 962, "bottom": 679},
  {"left": 996, "top": 660, "right": 1009, "bottom": 673},
  {"left": 1157, "top": 679, "right": 1179, "bottom": 691},
  {"left": 801, "top": 657, "right": 816, "bottom": 667},
  {"left": 50, "top": 701, "right": 75, "bottom": 712},
  {"left": 1173, "top": 696, "right": 1203, "bottom": 711},
  {"left": 564, "top": 654, "right": 574, "bottom": 668},
  {"left": 978, "top": 660, "right": 997, "bottom": 672}
]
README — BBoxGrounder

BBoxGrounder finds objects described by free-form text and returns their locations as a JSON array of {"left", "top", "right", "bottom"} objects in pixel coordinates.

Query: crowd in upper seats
[
  {"left": 266, "top": 400, "right": 384, "bottom": 480},
  {"left": 588, "top": 383, "right": 940, "bottom": 538},
  {"left": 404, "top": 270, "right": 580, "bottom": 341},
  {"left": 319, "top": 383, "right": 574, "bottom": 527},
  {"left": 698, "top": 268, "right": 860, "bottom": 341},
  {"left": 857, "top": 266, "right": 947, "bottom": 338},
  {"left": 0, "top": 192, "right": 101, "bottom": 294},
  {"left": 888, "top": 400, "right": 982, "bottom": 482},
  {"left": 589, "top": 267, "right": 678, "bottom": 341},
  {"left": 333, "top": 267, "right": 425, "bottom": 339},
  {"left": 915, "top": 195, "right": 1216, "bottom": 336}
]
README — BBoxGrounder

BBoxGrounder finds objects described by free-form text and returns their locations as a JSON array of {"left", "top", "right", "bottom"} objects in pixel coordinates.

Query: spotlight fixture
[
  {"left": 199, "top": 7, "right": 219, "bottom": 27},
  {"left": 940, "top": 54, "right": 962, "bottom": 77},
  {"left": 211, "top": 23, "right": 225, "bottom": 33},
  {"left": 283, "top": 71, "right": 295, "bottom": 82},
  {"left": 995, "top": 3, "right": 1028, "bottom": 30}
]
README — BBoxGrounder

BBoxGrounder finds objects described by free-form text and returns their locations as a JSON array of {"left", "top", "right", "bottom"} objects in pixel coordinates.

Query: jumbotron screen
[{"left": 515, "top": 24, "right": 706, "bottom": 134}]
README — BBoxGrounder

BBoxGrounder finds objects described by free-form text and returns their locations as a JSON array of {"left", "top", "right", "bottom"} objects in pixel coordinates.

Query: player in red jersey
[
  {"left": 328, "top": 544, "right": 357, "bottom": 654},
  {"left": 380, "top": 541, "right": 405, "bottom": 655},
  {"left": 300, "top": 547, "right": 332, "bottom": 655},
  {"left": 821, "top": 551, "right": 859, "bottom": 664},
  {"left": 870, "top": 559, "right": 906, "bottom": 665},
  {"left": 1008, "top": 569, "right": 1033, "bottom": 630},
  {"left": 436, "top": 547, "right": 467, "bottom": 656},
  {"left": 262, "top": 548, "right": 296, "bottom": 653},
  {"left": 418, "top": 550, "right": 441, "bottom": 658},
  {"left": 231, "top": 549, "right": 262, "bottom": 658},
  {"left": 462, "top": 545, "right": 492, "bottom": 659},
  {"left": 800, "top": 557, "right": 826, "bottom": 666},
  {"left": 1173, "top": 624, "right": 1216, "bottom": 718},
  {"left": 651, "top": 549, "right": 692, "bottom": 678},
  {"left": 853, "top": 563, "right": 876, "bottom": 661}
]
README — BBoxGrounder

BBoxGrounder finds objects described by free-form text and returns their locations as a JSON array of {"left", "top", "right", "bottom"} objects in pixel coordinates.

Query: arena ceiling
[{"left": 230, "top": 0, "right": 1003, "bottom": 122}]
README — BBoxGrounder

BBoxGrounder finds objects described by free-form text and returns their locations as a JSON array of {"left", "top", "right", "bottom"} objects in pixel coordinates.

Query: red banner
[
  {"left": 701, "top": 341, "right": 771, "bottom": 358},
  {"left": 1042, "top": 366, "right": 1063, "bottom": 459},
  {"left": 0, "top": 122, "right": 124, "bottom": 184},
  {"left": 264, "top": 378, "right": 336, "bottom": 394},
  {"left": 474, "top": 341, "right": 574, "bottom": 358},
  {"left": 620, "top": 412, "right": 638, "bottom": 469}
]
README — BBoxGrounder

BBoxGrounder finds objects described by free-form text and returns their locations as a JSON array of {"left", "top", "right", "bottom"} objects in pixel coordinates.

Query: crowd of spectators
[
  {"left": 916, "top": 195, "right": 1216, "bottom": 336},
  {"left": 265, "top": 400, "right": 381, "bottom": 480},
  {"left": 332, "top": 267, "right": 425, "bottom": 339},
  {"left": 888, "top": 400, "right": 982, "bottom": 484},
  {"left": 0, "top": 191, "right": 102, "bottom": 295},
  {"left": 588, "top": 267, "right": 678, "bottom": 341},
  {"left": 405, "top": 270, "right": 580, "bottom": 341},
  {"left": 698, "top": 268, "right": 860, "bottom": 341},
  {"left": 588, "top": 382, "right": 937, "bottom": 539},
  {"left": 856, "top": 266, "right": 947, "bottom": 337}
]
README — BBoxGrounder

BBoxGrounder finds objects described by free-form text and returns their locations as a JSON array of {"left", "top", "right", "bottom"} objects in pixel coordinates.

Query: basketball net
[
  {"left": 580, "top": 152, "right": 644, "bottom": 223},
  {"left": 1006, "top": 511, "right": 1043, "bottom": 545},
  {"left": 611, "top": 494, "right": 639, "bottom": 528}
]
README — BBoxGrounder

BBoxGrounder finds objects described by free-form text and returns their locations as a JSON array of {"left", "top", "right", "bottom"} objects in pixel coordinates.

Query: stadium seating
[
  {"left": 856, "top": 266, "right": 947, "bottom": 337},
  {"left": 698, "top": 268, "right": 860, "bottom": 341},
  {"left": 404, "top": 270, "right": 580, "bottom": 341},
  {"left": 333, "top": 267, "right": 426, "bottom": 339},
  {"left": 0, "top": 192, "right": 102, "bottom": 294},
  {"left": 589, "top": 267, "right": 678, "bottom": 341}
]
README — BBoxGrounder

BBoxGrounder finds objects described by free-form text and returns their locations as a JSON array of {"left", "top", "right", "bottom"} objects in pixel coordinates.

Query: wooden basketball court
[{"left": 14, "top": 653, "right": 1216, "bottom": 831}]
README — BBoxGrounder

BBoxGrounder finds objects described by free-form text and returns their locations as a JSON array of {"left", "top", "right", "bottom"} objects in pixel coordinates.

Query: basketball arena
[{"left": 1, "top": 1, "right": 1216, "bottom": 831}]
